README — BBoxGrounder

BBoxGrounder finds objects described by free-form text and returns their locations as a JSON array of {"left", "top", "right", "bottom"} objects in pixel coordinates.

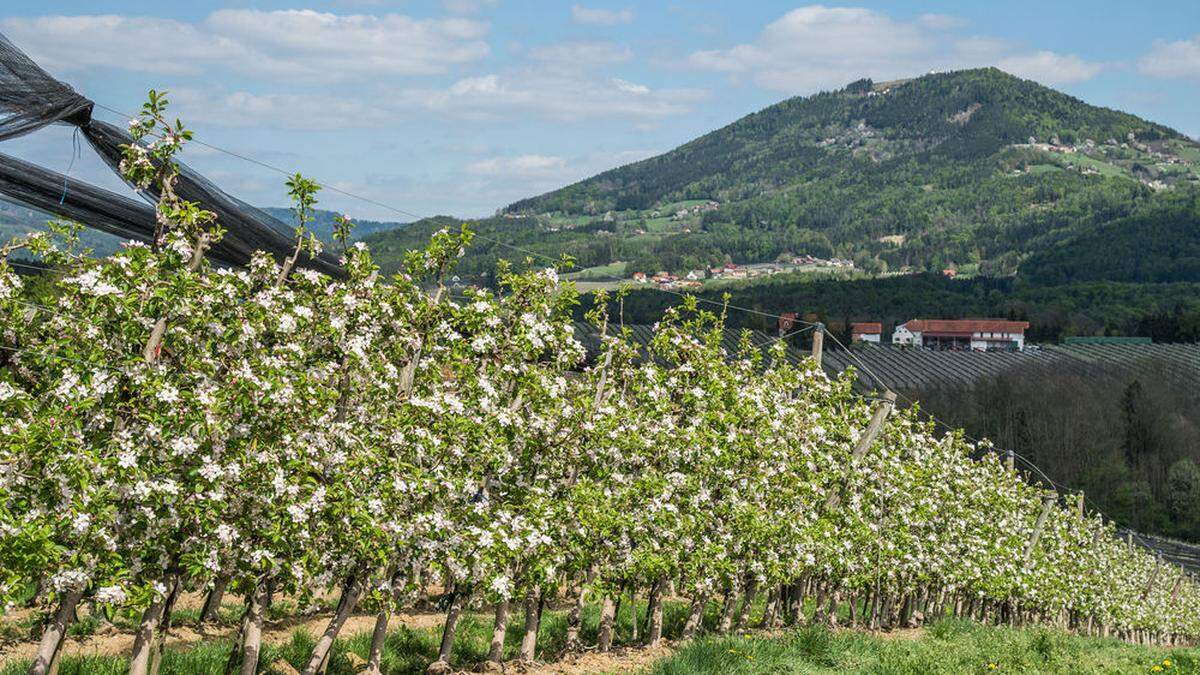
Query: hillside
[
  {"left": 492, "top": 68, "right": 1200, "bottom": 280},
  {"left": 259, "top": 207, "right": 407, "bottom": 244},
  {"left": 0, "top": 201, "right": 406, "bottom": 258}
]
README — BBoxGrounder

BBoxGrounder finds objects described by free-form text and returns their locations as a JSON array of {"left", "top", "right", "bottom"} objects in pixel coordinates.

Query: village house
[
  {"left": 632, "top": 271, "right": 647, "bottom": 283},
  {"left": 777, "top": 312, "right": 798, "bottom": 335},
  {"left": 892, "top": 319, "right": 1030, "bottom": 351},
  {"left": 851, "top": 322, "right": 882, "bottom": 344}
]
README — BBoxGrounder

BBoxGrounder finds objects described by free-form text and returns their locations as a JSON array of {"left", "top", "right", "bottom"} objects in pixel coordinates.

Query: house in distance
[
  {"left": 851, "top": 322, "right": 882, "bottom": 343},
  {"left": 892, "top": 319, "right": 1030, "bottom": 351}
]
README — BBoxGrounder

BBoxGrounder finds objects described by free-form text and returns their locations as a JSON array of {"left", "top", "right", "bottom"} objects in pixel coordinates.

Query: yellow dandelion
[
  {"left": 1152, "top": 666, "right": 1163, "bottom": 673},
  {"left": 1163, "top": 659, "right": 1172, "bottom": 667}
]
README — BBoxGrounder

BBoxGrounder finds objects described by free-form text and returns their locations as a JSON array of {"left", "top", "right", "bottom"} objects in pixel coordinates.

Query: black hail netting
[
  {"left": 0, "top": 152, "right": 158, "bottom": 243},
  {"left": 0, "top": 31, "right": 342, "bottom": 276}
]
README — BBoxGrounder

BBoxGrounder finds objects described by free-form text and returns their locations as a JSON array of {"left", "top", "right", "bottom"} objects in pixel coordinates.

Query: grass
[
  {"left": 565, "top": 261, "right": 628, "bottom": 281},
  {"left": 649, "top": 619, "right": 1198, "bottom": 675},
  {"left": 1022, "top": 164, "right": 1063, "bottom": 175},
  {"left": 7, "top": 598, "right": 1199, "bottom": 674},
  {"left": 1044, "top": 151, "right": 1127, "bottom": 178}
]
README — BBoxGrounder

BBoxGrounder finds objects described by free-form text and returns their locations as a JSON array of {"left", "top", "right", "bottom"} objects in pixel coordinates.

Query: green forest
[{"left": 488, "top": 68, "right": 1200, "bottom": 278}]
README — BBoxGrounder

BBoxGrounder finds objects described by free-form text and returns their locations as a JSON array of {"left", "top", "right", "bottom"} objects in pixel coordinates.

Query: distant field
[
  {"left": 1045, "top": 150, "right": 1126, "bottom": 178},
  {"left": 1172, "top": 145, "right": 1200, "bottom": 163},
  {"left": 565, "top": 260, "right": 627, "bottom": 280},
  {"left": 641, "top": 216, "right": 678, "bottom": 232},
  {"left": 1023, "top": 163, "right": 1063, "bottom": 175}
]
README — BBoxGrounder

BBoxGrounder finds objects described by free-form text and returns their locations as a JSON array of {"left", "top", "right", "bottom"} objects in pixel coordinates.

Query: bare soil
[{"left": 0, "top": 602, "right": 444, "bottom": 664}]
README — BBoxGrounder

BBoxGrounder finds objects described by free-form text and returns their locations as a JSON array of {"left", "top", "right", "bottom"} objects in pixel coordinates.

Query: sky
[{"left": 1, "top": 1, "right": 1198, "bottom": 222}]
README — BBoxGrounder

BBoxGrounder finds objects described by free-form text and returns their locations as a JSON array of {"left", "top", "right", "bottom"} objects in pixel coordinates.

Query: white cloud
[
  {"left": 527, "top": 41, "right": 633, "bottom": 68},
  {"left": 390, "top": 69, "right": 708, "bottom": 122},
  {"left": 571, "top": 5, "right": 633, "bottom": 26},
  {"left": 687, "top": 5, "right": 1101, "bottom": 93},
  {"left": 451, "top": 148, "right": 659, "bottom": 214},
  {"left": 169, "top": 88, "right": 396, "bottom": 130},
  {"left": 997, "top": 51, "right": 1103, "bottom": 86},
  {"left": 1138, "top": 35, "right": 1200, "bottom": 81},
  {"left": 917, "top": 13, "right": 967, "bottom": 30},
  {"left": 466, "top": 154, "right": 568, "bottom": 176},
  {"left": 441, "top": 0, "right": 500, "bottom": 14},
  {"left": 0, "top": 10, "right": 490, "bottom": 82},
  {"left": 164, "top": 65, "right": 706, "bottom": 129},
  {"left": 0, "top": 15, "right": 237, "bottom": 76}
]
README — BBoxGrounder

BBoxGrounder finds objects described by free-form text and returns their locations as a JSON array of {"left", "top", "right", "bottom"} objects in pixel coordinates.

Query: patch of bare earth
[
  {"left": 0, "top": 607, "right": 445, "bottom": 664},
  {"left": 500, "top": 643, "right": 675, "bottom": 675}
]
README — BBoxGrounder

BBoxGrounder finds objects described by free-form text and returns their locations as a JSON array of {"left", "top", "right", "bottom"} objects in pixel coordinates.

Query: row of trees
[
  {"left": 1, "top": 97, "right": 1198, "bottom": 675},
  {"left": 919, "top": 359, "right": 1200, "bottom": 541}
]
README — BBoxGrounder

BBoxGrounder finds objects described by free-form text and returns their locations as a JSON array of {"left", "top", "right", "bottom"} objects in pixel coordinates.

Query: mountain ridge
[{"left": 448, "top": 67, "right": 1199, "bottom": 281}]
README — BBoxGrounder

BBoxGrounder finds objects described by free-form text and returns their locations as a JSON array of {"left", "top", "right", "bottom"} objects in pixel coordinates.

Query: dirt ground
[
  {"left": 0, "top": 594, "right": 444, "bottom": 664},
  {"left": 0, "top": 594, "right": 923, "bottom": 673},
  {"left": 516, "top": 643, "right": 675, "bottom": 674}
]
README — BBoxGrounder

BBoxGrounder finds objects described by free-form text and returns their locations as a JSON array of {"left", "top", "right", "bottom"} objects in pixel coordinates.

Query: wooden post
[
  {"left": 811, "top": 323, "right": 824, "bottom": 369},
  {"left": 1006, "top": 448, "right": 1015, "bottom": 472},
  {"left": 1076, "top": 492, "right": 1085, "bottom": 519},
  {"left": 1143, "top": 553, "right": 1162, "bottom": 600},
  {"left": 1024, "top": 492, "right": 1057, "bottom": 562},
  {"left": 824, "top": 390, "right": 896, "bottom": 512}
]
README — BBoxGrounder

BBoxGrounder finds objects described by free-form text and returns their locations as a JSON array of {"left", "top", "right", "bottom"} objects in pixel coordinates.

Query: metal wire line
[
  {"left": 819, "top": 327, "right": 1181, "bottom": 551},
  {"left": 87, "top": 102, "right": 822, "bottom": 329},
  {"left": 56, "top": 106, "right": 1159, "bottom": 541}
]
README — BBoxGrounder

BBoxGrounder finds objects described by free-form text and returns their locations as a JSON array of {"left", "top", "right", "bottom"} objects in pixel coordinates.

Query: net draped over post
[{"left": 0, "top": 32, "right": 342, "bottom": 276}]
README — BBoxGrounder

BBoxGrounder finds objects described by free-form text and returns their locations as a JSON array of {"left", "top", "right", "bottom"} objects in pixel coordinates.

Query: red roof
[
  {"left": 851, "top": 322, "right": 882, "bottom": 335},
  {"left": 903, "top": 319, "right": 1029, "bottom": 334}
]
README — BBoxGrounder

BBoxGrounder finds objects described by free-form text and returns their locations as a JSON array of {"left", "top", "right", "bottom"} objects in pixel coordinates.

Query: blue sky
[{"left": 1, "top": 1, "right": 1198, "bottom": 221}]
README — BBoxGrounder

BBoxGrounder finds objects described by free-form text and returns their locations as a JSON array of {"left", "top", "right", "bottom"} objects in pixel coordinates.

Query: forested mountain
[
  {"left": 497, "top": 68, "right": 1200, "bottom": 278},
  {"left": 259, "top": 207, "right": 407, "bottom": 244}
]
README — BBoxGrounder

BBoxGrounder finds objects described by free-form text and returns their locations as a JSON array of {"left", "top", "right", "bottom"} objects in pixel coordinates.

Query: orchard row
[{"left": 0, "top": 96, "right": 1194, "bottom": 675}]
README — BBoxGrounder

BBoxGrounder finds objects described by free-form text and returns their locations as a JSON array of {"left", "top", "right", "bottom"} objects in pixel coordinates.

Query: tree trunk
[
  {"left": 240, "top": 588, "right": 266, "bottom": 675},
  {"left": 647, "top": 578, "right": 665, "bottom": 647},
  {"left": 718, "top": 580, "right": 741, "bottom": 634},
  {"left": 200, "top": 577, "right": 230, "bottom": 623},
  {"left": 519, "top": 590, "right": 541, "bottom": 662},
  {"left": 301, "top": 578, "right": 363, "bottom": 675},
  {"left": 759, "top": 586, "right": 781, "bottom": 629},
  {"left": 566, "top": 565, "right": 596, "bottom": 650},
  {"left": 629, "top": 585, "right": 639, "bottom": 644},
  {"left": 789, "top": 583, "right": 806, "bottom": 625},
  {"left": 734, "top": 578, "right": 758, "bottom": 631},
  {"left": 488, "top": 601, "right": 509, "bottom": 663},
  {"left": 811, "top": 583, "right": 829, "bottom": 625},
  {"left": 149, "top": 578, "right": 183, "bottom": 675},
  {"left": 27, "top": 588, "right": 83, "bottom": 675},
  {"left": 435, "top": 586, "right": 466, "bottom": 665},
  {"left": 596, "top": 595, "right": 617, "bottom": 652},
  {"left": 223, "top": 598, "right": 251, "bottom": 675},
  {"left": 682, "top": 592, "right": 709, "bottom": 639},
  {"left": 364, "top": 610, "right": 390, "bottom": 675}
]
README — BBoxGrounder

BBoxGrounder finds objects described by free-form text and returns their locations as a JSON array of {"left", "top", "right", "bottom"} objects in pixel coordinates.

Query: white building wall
[{"left": 969, "top": 331, "right": 1025, "bottom": 351}]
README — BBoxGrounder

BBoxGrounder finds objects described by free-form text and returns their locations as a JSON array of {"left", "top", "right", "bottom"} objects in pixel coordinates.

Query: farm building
[
  {"left": 892, "top": 318, "right": 1030, "bottom": 351},
  {"left": 851, "top": 322, "right": 882, "bottom": 343}
]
